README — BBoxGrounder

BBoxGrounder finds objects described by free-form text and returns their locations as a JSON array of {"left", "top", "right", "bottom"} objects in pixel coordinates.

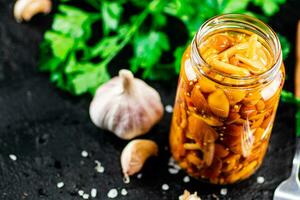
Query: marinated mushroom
[{"left": 169, "top": 28, "right": 284, "bottom": 184}]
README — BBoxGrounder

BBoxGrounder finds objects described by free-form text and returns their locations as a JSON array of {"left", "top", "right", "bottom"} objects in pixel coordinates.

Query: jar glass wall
[{"left": 169, "top": 14, "right": 285, "bottom": 184}]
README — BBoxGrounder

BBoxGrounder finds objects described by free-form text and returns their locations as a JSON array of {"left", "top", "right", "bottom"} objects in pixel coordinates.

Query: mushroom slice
[{"left": 208, "top": 89, "right": 230, "bottom": 118}]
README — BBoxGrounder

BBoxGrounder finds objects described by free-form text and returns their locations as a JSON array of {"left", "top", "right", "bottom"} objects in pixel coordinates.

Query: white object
[
  {"left": 165, "top": 105, "right": 173, "bottom": 113},
  {"left": 78, "top": 190, "right": 84, "bottom": 196},
  {"left": 168, "top": 167, "right": 179, "bottom": 174},
  {"left": 81, "top": 150, "right": 88, "bottom": 158},
  {"left": 220, "top": 188, "right": 227, "bottom": 196},
  {"left": 121, "top": 188, "right": 128, "bottom": 196},
  {"left": 162, "top": 184, "right": 169, "bottom": 191},
  {"left": 183, "top": 176, "right": 190, "bottom": 183},
  {"left": 91, "top": 188, "right": 97, "bottom": 198},
  {"left": 89, "top": 69, "right": 164, "bottom": 140},
  {"left": 257, "top": 176, "right": 265, "bottom": 184},
  {"left": 56, "top": 182, "right": 64, "bottom": 188},
  {"left": 107, "top": 188, "right": 118, "bottom": 199},
  {"left": 83, "top": 193, "right": 89, "bottom": 199},
  {"left": 9, "top": 154, "right": 17, "bottom": 161},
  {"left": 94, "top": 160, "right": 105, "bottom": 173},
  {"left": 137, "top": 173, "right": 143, "bottom": 179},
  {"left": 179, "top": 190, "right": 201, "bottom": 200},
  {"left": 168, "top": 157, "right": 181, "bottom": 169}
]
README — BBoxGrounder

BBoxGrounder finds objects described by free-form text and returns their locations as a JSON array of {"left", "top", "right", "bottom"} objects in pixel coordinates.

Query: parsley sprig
[{"left": 39, "top": 0, "right": 290, "bottom": 95}]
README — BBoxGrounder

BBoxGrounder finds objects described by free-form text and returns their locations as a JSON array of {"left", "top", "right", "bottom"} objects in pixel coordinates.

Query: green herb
[
  {"left": 253, "top": 0, "right": 286, "bottom": 16},
  {"left": 281, "top": 90, "right": 300, "bottom": 136},
  {"left": 39, "top": 0, "right": 290, "bottom": 95},
  {"left": 281, "top": 90, "right": 300, "bottom": 104},
  {"left": 278, "top": 34, "right": 291, "bottom": 59}
]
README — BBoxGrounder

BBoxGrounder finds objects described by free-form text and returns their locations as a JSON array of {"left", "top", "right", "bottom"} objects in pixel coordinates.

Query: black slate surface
[{"left": 0, "top": 0, "right": 300, "bottom": 199}]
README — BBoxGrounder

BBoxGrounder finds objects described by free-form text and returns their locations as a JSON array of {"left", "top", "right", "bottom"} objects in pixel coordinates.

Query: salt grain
[
  {"left": 56, "top": 182, "right": 64, "bottom": 188},
  {"left": 168, "top": 157, "right": 181, "bottom": 169},
  {"left": 123, "top": 176, "right": 130, "bottom": 184},
  {"left": 121, "top": 188, "right": 128, "bottom": 196},
  {"left": 257, "top": 176, "right": 265, "bottom": 184},
  {"left": 83, "top": 193, "right": 89, "bottom": 199},
  {"left": 81, "top": 150, "right": 89, "bottom": 158},
  {"left": 137, "top": 173, "right": 143, "bottom": 179},
  {"left": 212, "top": 193, "right": 219, "bottom": 200},
  {"left": 107, "top": 188, "right": 118, "bottom": 199},
  {"left": 220, "top": 188, "right": 227, "bottom": 196},
  {"left": 168, "top": 157, "right": 175, "bottom": 165},
  {"left": 162, "top": 184, "right": 169, "bottom": 191},
  {"left": 183, "top": 176, "right": 190, "bottom": 183},
  {"left": 165, "top": 105, "right": 173, "bottom": 113},
  {"left": 91, "top": 188, "right": 97, "bottom": 198},
  {"left": 168, "top": 167, "right": 179, "bottom": 174},
  {"left": 9, "top": 154, "right": 17, "bottom": 161},
  {"left": 94, "top": 160, "right": 105, "bottom": 173},
  {"left": 78, "top": 190, "right": 84, "bottom": 196}
]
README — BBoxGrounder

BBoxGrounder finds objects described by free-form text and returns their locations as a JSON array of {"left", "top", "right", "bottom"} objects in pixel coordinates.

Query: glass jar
[{"left": 169, "top": 14, "right": 284, "bottom": 184}]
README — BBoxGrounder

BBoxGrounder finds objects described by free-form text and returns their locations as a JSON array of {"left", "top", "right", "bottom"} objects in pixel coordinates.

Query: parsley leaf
[
  {"left": 278, "top": 34, "right": 291, "bottom": 59},
  {"left": 253, "top": 0, "right": 286, "bottom": 16},
  {"left": 44, "top": 31, "right": 75, "bottom": 60},
  {"left": 221, "top": 0, "right": 251, "bottom": 13},
  {"left": 130, "top": 31, "right": 170, "bottom": 76},
  {"left": 101, "top": 2, "right": 123, "bottom": 36},
  {"left": 70, "top": 63, "right": 110, "bottom": 95},
  {"left": 52, "top": 5, "right": 97, "bottom": 40}
]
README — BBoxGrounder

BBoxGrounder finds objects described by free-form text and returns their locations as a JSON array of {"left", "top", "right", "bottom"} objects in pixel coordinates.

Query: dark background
[{"left": 0, "top": 0, "right": 299, "bottom": 199}]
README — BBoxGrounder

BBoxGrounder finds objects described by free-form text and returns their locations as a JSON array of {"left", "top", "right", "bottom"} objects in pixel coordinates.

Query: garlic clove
[
  {"left": 179, "top": 190, "right": 201, "bottom": 200},
  {"left": 121, "top": 139, "right": 158, "bottom": 182},
  {"left": 14, "top": 0, "right": 52, "bottom": 22},
  {"left": 89, "top": 69, "right": 164, "bottom": 140}
]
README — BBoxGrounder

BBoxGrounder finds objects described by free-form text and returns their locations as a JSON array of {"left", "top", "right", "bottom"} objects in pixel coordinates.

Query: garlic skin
[
  {"left": 179, "top": 190, "right": 201, "bottom": 200},
  {"left": 14, "top": 0, "right": 52, "bottom": 22},
  {"left": 121, "top": 139, "right": 158, "bottom": 181},
  {"left": 89, "top": 69, "right": 164, "bottom": 140}
]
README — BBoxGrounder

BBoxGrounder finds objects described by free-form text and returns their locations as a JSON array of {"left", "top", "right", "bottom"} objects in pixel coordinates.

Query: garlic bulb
[
  {"left": 121, "top": 139, "right": 158, "bottom": 182},
  {"left": 14, "top": 0, "right": 52, "bottom": 22},
  {"left": 89, "top": 69, "right": 164, "bottom": 140}
]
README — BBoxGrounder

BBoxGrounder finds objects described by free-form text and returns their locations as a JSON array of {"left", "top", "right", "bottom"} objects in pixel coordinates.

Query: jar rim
[{"left": 191, "top": 14, "right": 282, "bottom": 87}]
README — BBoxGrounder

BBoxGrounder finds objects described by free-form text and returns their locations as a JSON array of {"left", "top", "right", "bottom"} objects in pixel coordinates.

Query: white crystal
[
  {"left": 78, "top": 190, "right": 84, "bottom": 196},
  {"left": 220, "top": 188, "right": 227, "bottom": 196},
  {"left": 81, "top": 150, "right": 89, "bottom": 157},
  {"left": 107, "top": 188, "right": 118, "bottom": 199},
  {"left": 257, "top": 176, "right": 265, "bottom": 184},
  {"left": 56, "top": 182, "right": 64, "bottom": 188},
  {"left": 121, "top": 188, "right": 128, "bottom": 196},
  {"left": 162, "top": 184, "right": 169, "bottom": 191},
  {"left": 168, "top": 167, "right": 179, "bottom": 174},
  {"left": 183, "top": 176, "right": 190, "bottom": 183},
  {"left": 9, "top": 154, "right": 17, "bottom": 161},
  {"left": 165, "top": 105, "right": 173, "bottom": 113},
  {"left": 91, "top": 188, "right": 97, "bottom": 198},
  {"left": 83, "top": 193, "right": 89, "bottom": 199}
]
